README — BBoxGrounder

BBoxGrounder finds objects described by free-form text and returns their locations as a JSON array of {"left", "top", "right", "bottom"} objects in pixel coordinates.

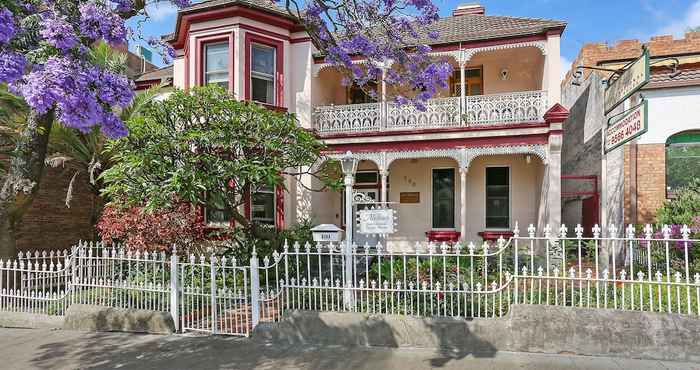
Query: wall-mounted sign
[
  {"left": 604, "top": 49, "right": 649, "bottom": 115},
  {"left": 357, "top": 208, "right": 396, "bottom": 235},
  {"left": 399, "top": 192, "right": 420, "bottom": 204},
  {"left": 605, "top": 100, "right": 648, "bottom": 153}
]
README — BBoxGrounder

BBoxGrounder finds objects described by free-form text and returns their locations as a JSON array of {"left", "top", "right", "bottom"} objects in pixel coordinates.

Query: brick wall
[
  {"left": 623, "top": 144, "right": 666, "bottom": 225},
  {"left": 15, "top": 168, "right": 97, "bottom": 252},
  {"left": 563, "top": 32, "right": 700, "bottom": 85}
]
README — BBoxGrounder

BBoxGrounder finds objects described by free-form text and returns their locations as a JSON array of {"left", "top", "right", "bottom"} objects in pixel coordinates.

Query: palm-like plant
[{"left": 0, "top": 86, "right": 29, "bottom": 177}]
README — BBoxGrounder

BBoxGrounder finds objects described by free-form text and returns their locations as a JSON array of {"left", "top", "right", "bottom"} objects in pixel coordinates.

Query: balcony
[{"left": 313, "top": 90, "right": 548, "bottom": 136}]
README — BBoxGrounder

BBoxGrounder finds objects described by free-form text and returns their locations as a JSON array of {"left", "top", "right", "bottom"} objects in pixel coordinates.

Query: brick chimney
[{"left": 453, "top": 3, "right": 485, "bottom": 16}]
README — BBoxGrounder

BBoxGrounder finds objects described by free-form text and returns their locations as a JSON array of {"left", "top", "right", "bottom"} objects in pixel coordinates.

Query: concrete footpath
[{"left": 0, "top": 327, "right": 697, "bottom": 370}]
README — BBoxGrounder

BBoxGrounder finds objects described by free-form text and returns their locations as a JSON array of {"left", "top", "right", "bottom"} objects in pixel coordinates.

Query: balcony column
[
  {"left": 459, "top": 62, "right": 466, "bottom": 123},
  {"left": 380, "top": 62, "right": 389, "bottom": 129},
  {"left": 459, "top": 167, "right": 468, "bottom": 242},
  {"left": 380, "top": 170, "right": 389, "bottom": 203}
]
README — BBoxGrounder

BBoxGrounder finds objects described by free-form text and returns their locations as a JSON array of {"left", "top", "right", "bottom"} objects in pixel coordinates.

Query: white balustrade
[{"left": 313, "top": 90, "right": 548, "bottom": 135}]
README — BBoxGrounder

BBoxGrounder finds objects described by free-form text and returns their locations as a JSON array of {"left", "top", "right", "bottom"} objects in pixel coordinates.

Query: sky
[{"left": 128, "top": 0, "right": 700, "bottom": 80}]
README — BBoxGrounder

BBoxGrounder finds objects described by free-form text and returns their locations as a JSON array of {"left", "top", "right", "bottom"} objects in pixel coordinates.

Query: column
[
  {"left": 380, "top": 170, "right": 389, "bottom": 203},
  {"left": 542, "top": 104, "right": 569, "bottom": 230},
  {"left": 381, "top": 63, "right": 388, "bottom": 129},
  {"left": 459, "top": 167, "right": 468, "bottom": 241},
  {"left": 460, "top": 62, "right": 466, "bottom": 121}
]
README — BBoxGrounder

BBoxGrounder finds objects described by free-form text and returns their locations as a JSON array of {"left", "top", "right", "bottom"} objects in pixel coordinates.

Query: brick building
[{"left": 562, "top": 32, "right": 700, "bottom": 227}]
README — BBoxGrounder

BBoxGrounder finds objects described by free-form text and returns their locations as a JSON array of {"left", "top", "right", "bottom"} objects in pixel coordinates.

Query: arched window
[{"left": 666, "top": 130, "right": 700, "bottom": 197}]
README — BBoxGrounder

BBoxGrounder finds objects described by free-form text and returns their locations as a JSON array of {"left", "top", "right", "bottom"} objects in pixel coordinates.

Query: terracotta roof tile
[{"left": 135, "top": 65, "right": 173, "bottom": 82}]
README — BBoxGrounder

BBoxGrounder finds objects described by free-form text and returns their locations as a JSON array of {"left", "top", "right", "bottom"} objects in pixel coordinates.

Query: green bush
[{"left": 657, "top": 179, "right": 700, "bottom": 226}]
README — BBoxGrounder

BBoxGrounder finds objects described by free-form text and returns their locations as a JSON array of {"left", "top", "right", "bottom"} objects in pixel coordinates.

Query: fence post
[
  {"left": 169, "top": 245, "right": 179, "bottom": 332},
  {"left": 210, "top": 255, "right": 218, "bottom": 334},
  {"left": 250, "top": 247, "right": 260, "bottom": 329}
]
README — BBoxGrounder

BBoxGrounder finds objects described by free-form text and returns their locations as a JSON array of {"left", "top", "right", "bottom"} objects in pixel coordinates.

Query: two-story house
[{"left": 158, "top": 0, "right": 569, "bottom": 249}]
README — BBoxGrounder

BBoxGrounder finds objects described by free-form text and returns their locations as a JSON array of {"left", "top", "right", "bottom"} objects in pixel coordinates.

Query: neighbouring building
[
  {"left": 562, "top": 32, "right": 700, "bottom": 228},
  {"left": 8, "top": 45, "right": 157, "bottom": 252},
  {"left": 155, "top": 0, "right": 569, "bottom": 249}
]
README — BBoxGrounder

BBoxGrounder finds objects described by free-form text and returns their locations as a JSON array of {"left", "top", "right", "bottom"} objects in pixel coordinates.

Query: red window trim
[
  {"left": 244, "top": 31, "right": 284, "bottom": 108},
  {"left": 195, "top": 32, "right": 235, "bottom": 91},
  {"left": 245, "top": 184, "right": 285, "bottom": 230}
]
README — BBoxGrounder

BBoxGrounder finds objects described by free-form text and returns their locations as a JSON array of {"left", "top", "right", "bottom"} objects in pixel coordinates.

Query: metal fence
[{"left": 1, "top": 223, "right": 698, "bottom": 337}]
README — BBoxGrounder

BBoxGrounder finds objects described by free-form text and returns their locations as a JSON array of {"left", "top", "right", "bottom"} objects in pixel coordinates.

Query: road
[{"left": 0, "top": 327, "right": 697, "bottom": 370}]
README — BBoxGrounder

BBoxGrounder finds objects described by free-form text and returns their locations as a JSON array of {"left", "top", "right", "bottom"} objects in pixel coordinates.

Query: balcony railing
[{"left": 313, "top": 90, "right": 548, "bottom": 136}]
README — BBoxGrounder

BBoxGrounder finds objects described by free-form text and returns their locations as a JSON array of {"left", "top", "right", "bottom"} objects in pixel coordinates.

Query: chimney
[{"left": 453, "top": 3, "right": 485, "bottom": 16}]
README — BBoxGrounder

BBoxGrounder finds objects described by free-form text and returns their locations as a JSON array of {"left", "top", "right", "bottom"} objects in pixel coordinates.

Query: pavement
[{"left": 0, "top": 327, "right": 698, "bottom": 370}]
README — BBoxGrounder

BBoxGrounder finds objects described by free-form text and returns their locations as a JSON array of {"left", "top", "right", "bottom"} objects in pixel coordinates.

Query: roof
[
  {"left": 416, "top": 14, "right": 565, "bottom": 45},
  {"left": 135, "top": 65, "right": 173, "bottom": 82},
  {"left": 645, "top": 65, "right": 700, "bottom": 89},
  {"left": 163, "top": 0, "right": 299, "bottom": 42}
]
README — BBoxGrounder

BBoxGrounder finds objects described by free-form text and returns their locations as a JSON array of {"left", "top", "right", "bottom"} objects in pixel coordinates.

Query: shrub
[
  {"left": 657, "top": 179, "right": 700, "bottom": 226},
  {"left": 97, "top": 203, "right": 206, "bottom": 251}
]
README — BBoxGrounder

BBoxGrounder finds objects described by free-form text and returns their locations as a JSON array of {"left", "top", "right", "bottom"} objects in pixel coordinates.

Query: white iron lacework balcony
[{"left": 313, "top": 90, "right": 548, "bottom": 136}]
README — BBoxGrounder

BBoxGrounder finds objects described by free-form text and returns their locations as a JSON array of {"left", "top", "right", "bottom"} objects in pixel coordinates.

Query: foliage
[
  {"left": 657, "top": 179, "right": 700, "bottom": 226},
  {"left": 101, "top": 85, "right": 336, "bottom": 233},
  {"left": 96, "top": 203, "right": 206, "bottom": 251}
]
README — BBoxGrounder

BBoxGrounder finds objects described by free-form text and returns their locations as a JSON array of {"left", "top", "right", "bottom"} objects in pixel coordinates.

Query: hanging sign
[
  {"left": 357, "top": 208, "right": 396, "bottom": 235},
  {"left": 604, "top": 48, "right": 649, "bottom": 115},
  {"left": 604, "top": 100, "right": 648, "bottom": 153}
]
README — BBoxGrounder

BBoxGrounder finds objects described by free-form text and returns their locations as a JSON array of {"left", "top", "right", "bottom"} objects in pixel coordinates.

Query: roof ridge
[{"left": 441, "top": 13, "right": 566, "bottom": 26}]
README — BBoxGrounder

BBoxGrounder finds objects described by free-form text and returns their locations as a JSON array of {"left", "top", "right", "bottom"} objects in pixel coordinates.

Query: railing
[
  {"left": 313, "top": 90, "right": 547, "bottom": 135},
  {"left": 2, "top": 223, "right": 698, "bottom": 336}
]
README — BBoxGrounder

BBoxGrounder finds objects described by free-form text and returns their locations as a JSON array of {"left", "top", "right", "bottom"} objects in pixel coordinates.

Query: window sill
[
  {"left": 426, "top": 230, "right": 461, "bottom": 243},
  {"left": 257, "top": 102, "right": 288, "bottom": 113},
  {"left": 478, "top": 230, "right": 514, "bottom": 242}
]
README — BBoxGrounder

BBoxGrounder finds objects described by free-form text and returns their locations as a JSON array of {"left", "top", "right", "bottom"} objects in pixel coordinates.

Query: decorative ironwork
[
  {"left": 313, "top": 91, "right": 547, "bottom": 135},
  {"left": 314, "top": 102, "right": 381, "bottom": 135},
  {"left": 387, "top": 96, "right": 461, "bottom": 130},
  {"left": 464, "top": 90, "right": 547, "bottom": 126}
]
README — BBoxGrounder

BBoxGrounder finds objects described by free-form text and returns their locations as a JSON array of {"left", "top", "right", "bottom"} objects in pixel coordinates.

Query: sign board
[
  {"left": 605, "top": 100, "right": 648, "bottom": 153},
  {"left": 604, "top": 49, "right": 649, "bottom": 115},
  {"left": 357, "top": 208, "right": 396, "bottom": 235},
  {"left": 399, "top": 192, "right": 420, "bottom": 204}
]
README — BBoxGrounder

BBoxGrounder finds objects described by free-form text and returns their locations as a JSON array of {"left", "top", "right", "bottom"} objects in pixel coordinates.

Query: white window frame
[
  {"left": 429, "top": 167, "right": 457, "bottom": 231},
  {"left": 204, "top": 191, "right": 232, "bottom": 228},
  {"left": 204, "top": 42, "right": 229, "bottom": 87},
  {"left": 484, "top": 165, "right": 511, "bottom": 231},
  {"left": 250, "top": 43, "right": 276, "bottom": 105}
]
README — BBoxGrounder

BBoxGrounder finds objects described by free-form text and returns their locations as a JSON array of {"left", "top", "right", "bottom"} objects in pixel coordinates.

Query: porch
[{"left": 310, "top": 144, "right": 556, "bottom": 251}]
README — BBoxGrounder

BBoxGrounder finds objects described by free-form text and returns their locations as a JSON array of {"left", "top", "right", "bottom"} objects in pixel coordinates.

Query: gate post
[
  {"left": 169, "top": 245, "right": 179, "bottom": 332},
  {"left": 250, "top": 248, "right": 261, "bottom": 329},
  {"left": 210, "top": 255, "right": 218, "bottom": 334}
]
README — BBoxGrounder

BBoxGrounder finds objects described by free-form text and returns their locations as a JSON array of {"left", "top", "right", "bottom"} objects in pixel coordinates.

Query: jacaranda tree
[{"left": 0, "top": 0, "right": 444, "bottom": 258}]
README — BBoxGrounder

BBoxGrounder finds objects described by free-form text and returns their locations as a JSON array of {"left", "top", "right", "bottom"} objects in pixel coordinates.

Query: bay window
[
  {"left": 250, "top": 44, "right": 276, "bottom": 105},
  {"left": 432, "top": 168, "right": 455, "bottom": 229},
  {"left": 485, "top": 167, "right": 510, "bottom": 229},
  {"left": 204, "top": 42, "right": 229, "bottom": 88}
]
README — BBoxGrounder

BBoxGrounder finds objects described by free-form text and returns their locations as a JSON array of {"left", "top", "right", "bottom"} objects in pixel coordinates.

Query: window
[
  {"left": 355, "top": 171, "right": 379, "bottom": 186},
  {"left": 205, "top": 192, "right": 232, "bottom": 227},
  {"left": 347, "top": 81, "right": 377, "bottom": 104},
  {"left": 666, "top": 131, "right": 700, "bottom": 197},
  {"left": 432, "top": 168, "right": 455, "bottom": 229},
  {"left": 204, "top": 42, "right": 229, "bottom": 88},
  {"left": 485, "top": 167, "right": 510, "bottom": 229},
  {"left": 250, "top": 44, "right": 276, "bottom": 104},
  {"left": 252, "top": 185, "right": 275, "bottom": 225},
  {"left": 450, "top": 67, "right": 483, "bottom": 96}
]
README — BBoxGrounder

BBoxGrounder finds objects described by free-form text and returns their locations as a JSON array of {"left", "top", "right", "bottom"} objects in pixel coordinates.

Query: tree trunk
[{"left": 0, "top": 110, "right": 53, "bottom": 260}]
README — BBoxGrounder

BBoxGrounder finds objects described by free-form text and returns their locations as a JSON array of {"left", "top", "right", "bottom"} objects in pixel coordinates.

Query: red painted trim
[
  {"left": 317, "top": 122, "right": 549, "bottom": 139},
  {"left": 184, "top": 42, "right": 190, "bottom": 91},
  {"left": 290, "top": 37, "right": 312, "bottom": 44},
  {"left": 313, "top": 34, "right": 549, "bottom": 64},
  {"left": 244, "top": 31, "right": 284, "bottom": 106},
  {"left": 275, "top": 185, "right": 284, "bottom": 230},
  {"left": 543, "top": 103, "right": 569, "bottom": 123},
  {"left": 194, "top": 32, "right": 235, "bottom": 91},
  {"left": 322, "top": 133, "right": 549, "bottom": 154},
  {"left": 426, "top": 230, "right": 460, "bottom": 243},
  {"left": 135, "top": 79, "right": 172, "bottom": 91},
  {"left": 236, "top": 23, "right": 290, "bottom": 41},
  {"left": 171, "top": 6, "right": 299, "bottom": 49},
  {"left": 478, "top": 231, "right": 514, "bottom": 242}
]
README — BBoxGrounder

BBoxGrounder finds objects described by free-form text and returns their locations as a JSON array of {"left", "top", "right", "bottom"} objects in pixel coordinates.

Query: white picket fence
[{"left": 0, "top": 223, "right": 698, "bottom": 336}]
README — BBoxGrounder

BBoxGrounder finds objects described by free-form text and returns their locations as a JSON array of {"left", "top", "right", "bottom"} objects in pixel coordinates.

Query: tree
[
  {"left": 0, "top": 0, "right": 442, "bottom": 257},
  {"left": 101, "top": 86, "right": 337, "bottom": 243}
]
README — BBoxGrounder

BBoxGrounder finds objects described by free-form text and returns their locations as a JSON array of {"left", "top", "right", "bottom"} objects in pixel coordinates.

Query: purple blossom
[
  {"left": 0, "top": 8, "right": 16, "bottom": 45},
  {"left": 0, "top": 51, "right": 26, "bottom": 84},
  {"left": 40, "top": 15, "right": 80, "bottom": 51},
  {"left": 79, "top": 2, "right": 127, "bottom": 45},
  {"left": 100, "top": 111, "right": 129, "bottom": 138},
  {"left": 171, "top": 0, "right": 192, "bottom": 8},
  {"left": 112, "top": 0, "right": 133, "bottom": 12},
  {"left": 96, "top": 70, "right": 134, "bottom": 108}
]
